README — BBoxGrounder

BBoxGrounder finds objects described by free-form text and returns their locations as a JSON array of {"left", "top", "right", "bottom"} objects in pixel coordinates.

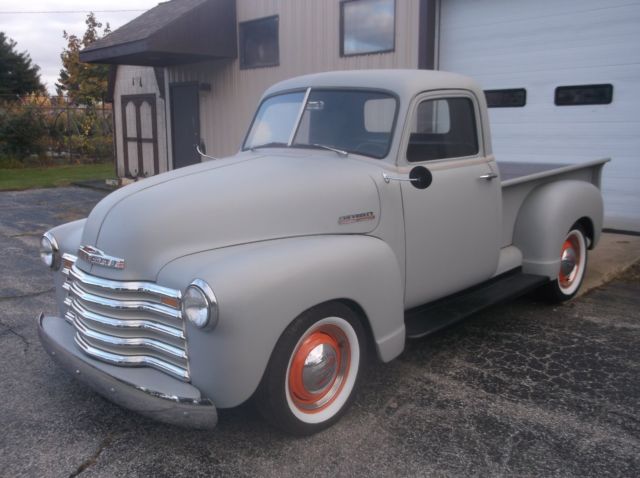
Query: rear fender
[
  {"left": 513, "top": 180, "right": 603, "bottom": 279},
  {"left": 157, "top": 235, "right": 405, "bottom": 408}
]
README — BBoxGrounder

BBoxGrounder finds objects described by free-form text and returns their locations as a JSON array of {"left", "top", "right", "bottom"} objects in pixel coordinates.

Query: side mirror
[{"left": 409, "top": 166, "right": 432, "bottom": 190}]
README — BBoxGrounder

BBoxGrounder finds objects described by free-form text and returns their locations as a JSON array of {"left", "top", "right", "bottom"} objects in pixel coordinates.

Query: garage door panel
[
  {"left": 472, "top": 64, "right": 640, "bottom": 94},
  {"left": 440, "top": 0, "right": 640, "bottom": 29},
  {"left": 444, "top": 44, "right": 640, "bottom": 78},
  {"left": 443, "top": 15, "right": 640, "bottom": 57},
  {"left": 493, "top": 136, "right": 639, "bottom": 162}
]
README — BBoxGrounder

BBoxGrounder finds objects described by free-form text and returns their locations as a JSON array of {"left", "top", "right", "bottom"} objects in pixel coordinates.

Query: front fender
[
  {"left": 513, "top": 180, "right": 604, "bottom": 279},
  {"left": 156, "top": 235, "right": 405, "bottom": 408}
]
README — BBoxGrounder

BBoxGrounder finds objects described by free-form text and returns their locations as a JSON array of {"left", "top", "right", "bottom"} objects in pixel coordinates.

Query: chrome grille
[{"left": 61, "top": 254, "right": 189, "bottom": 381}]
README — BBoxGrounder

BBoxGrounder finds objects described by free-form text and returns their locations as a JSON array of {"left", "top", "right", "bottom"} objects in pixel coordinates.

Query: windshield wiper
[
  {"left": 250, "top": 141, "right": 288, "bottom": 151},
  {"left": 307, "top": 143, "right": 349, "bottom": 157}
]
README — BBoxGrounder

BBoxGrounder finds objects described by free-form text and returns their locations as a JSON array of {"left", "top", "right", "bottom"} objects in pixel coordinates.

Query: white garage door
[{"left": 439, "top": 0, "right": 640, "bottom": 231}]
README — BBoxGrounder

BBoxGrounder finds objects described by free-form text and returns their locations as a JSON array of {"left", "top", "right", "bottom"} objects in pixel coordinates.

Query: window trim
[
  {"left": 238, "top": 15, "right": 280, "bottom": 70},
  {"left": 554, "top": 83, "right": 613, "bottom": 106},
  {"left": 398, "top": 90, "right": 485, "bottom": 167},
  {"left": 340, "top": 0, "right": 396, "bottom": 57},
  {"left": 484, "top": 88, "right": 527, "bottom": 108}
]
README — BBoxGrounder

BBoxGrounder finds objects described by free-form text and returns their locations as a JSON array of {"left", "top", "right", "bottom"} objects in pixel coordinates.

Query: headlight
[
  {"left": 40, "top": 232, "right": 60, "bottom": 270},
  {"left": 182, "top": 279, "right": 218, "bottom": 329}
]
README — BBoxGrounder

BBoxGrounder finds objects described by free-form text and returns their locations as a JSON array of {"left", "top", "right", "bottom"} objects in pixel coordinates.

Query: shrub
[{"left": 0, "top": 105, "right": 47, "bottom": 160}]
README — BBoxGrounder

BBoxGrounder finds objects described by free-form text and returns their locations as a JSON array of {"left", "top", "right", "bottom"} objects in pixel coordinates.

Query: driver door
[{"left": 400, "top": 92, "right": 501, "bottom": 308}]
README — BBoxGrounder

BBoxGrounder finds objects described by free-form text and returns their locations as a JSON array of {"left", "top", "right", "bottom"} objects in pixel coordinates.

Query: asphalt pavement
[{"left": 1, "top": 186, "right": 639, "bottom": 477}]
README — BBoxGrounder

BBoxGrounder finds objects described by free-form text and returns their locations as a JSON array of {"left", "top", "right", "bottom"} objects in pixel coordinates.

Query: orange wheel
[
  {"left": 255, "top": 302, "right": 366, "bottom": 436},
  {"left": 287, "top": 325, "right": 350, "bottom": 413},
  {"left": 539, "top": 226, "right": 588, "bottom": 303}
]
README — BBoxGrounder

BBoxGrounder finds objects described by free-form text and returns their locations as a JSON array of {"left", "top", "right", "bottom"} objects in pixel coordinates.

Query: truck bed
[
  {"left": 497, "top": 158, "right": 609, "bottom": 247},
  {"left": 498, "top": 161, "right": 568, "bottom": 183},
  {"left": 498, "top": 159, "right": 608, "bottom": 187}
]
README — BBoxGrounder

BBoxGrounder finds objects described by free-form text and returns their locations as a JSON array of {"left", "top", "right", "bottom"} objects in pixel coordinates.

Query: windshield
[{"left": 243, "top": 89, "right": 397, "bottom": 159}]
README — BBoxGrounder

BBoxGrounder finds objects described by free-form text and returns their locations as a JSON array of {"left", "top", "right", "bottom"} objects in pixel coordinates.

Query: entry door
[
  {"left": 121, "top": 94, "right": 158, "bottom": 177},
  {"left": 400, "top": 93, "right": 501, "bottom": 308},
  {"left": 170, "top": 83, "right": 201, "bottom": 169}
]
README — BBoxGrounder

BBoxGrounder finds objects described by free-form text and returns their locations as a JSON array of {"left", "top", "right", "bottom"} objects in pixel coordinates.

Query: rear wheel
[
  {"left": 539, "top": 226, "right": 588, "bottom": 302},
  {"left": 256, "top": 302, "right": 366, "bottom": 436}
]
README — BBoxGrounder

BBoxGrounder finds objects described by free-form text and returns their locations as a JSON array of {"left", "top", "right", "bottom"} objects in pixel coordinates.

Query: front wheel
[
  {"left": 539, "top": 226, "right": 588, "bottom": 302},
  {"left": 255, "top": 302, "right": 367, "bottom": 436}
]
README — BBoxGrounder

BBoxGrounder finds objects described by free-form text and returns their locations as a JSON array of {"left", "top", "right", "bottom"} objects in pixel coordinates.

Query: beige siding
[
  {"left": 112, "top": 65, "right": 168, "bottom": 177},
  {"left": 168, "top": 0, "right": 421, "bottom": 158}
]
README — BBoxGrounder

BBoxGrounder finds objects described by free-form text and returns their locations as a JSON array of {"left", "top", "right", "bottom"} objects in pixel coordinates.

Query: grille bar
[
  {"left": 68, "top": 281, "right": 182, "bottom": 320},
  {"left": 68, "top": 263, "right": 181, "bottom": 300},
  {"left": 72, "top": 314, "right": 188, "bottom": 360},
  {"left": 67, "top": 301, "right": 185, "bottom": 339},
  {"left": 62, "top": 256, "right": 190, "bottom": 382},
  {"left": 75, "top": 334, "right": 190, "bottom": 381}
]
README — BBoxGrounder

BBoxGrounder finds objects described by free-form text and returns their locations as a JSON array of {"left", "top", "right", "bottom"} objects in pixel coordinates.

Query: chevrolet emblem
[{"left": 78, "top": 245, "right": 125, "bottom": 270}]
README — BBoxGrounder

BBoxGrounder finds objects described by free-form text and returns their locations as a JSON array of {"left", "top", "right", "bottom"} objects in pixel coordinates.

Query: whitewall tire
[
  {"left": 540, "top": 226, "right": 588, "bottom": 302},
  {"left": 255, "top": 302, "right": 367, "bottom": 436}
]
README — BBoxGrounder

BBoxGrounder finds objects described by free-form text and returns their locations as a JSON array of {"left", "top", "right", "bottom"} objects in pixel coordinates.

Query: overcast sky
[{"left": 0, "top": 0, "right": 161, "bottom": 93}]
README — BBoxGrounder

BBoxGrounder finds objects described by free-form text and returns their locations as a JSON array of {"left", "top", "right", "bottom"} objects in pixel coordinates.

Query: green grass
[{"left": 0, "top": 163, "right": 115, "bottom": 191}]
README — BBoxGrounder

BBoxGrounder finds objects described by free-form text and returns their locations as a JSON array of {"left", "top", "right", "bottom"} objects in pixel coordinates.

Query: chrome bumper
[{"left": 37, "top": 313, "right": 217, "bottom": 429}]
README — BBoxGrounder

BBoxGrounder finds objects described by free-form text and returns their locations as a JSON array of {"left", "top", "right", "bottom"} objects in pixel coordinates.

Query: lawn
[{"left": 0, "top": 163, "right": 115, "bottom": 190}]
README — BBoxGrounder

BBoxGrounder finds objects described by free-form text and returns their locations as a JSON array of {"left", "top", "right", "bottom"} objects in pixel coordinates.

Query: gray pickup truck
[{"left": 38, "top": 70, "right": 608, "bottom": 435}]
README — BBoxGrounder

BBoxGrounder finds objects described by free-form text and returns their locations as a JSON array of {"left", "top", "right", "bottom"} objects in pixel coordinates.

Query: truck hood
[{"left": 78, "top": 151, "right": 382, "bottom": 280}]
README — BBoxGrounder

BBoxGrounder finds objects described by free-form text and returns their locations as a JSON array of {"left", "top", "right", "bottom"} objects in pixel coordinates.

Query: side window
[
  {"left": 485, "top": 88, "right": 526, "bottom": 107},
  {"left": 239, "top": 16, "right": 279, "bottom": 69},
  {"left": 407, "top": 97, "right": 479, "bottom": 162},
  {"left": 555, "top": 84, "right": 613, "bottom": 106},
  {"left": 341, "top": 0, "right": 395, "bottom": 56}
]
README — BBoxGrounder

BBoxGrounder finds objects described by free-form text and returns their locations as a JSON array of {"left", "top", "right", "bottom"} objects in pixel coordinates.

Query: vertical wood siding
[
  {"left": 113, "top": 65, "right": 168, "bottom": 177},
  {"left": 168, "top": 0, "right": 421, "bottom": 158}
]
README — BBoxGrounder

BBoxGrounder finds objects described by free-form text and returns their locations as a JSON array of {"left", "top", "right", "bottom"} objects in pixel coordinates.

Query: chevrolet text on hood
[{"left": 37, "top": 70, "right": 608, "bottom": 436}]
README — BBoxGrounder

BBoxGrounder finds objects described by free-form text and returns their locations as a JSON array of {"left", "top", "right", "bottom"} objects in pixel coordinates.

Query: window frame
[
  {"left": 340, "top": 0, "right": 396, "bottom": 57},
  {"left": 554, "top": 84, "right": 613, "bottom": 106},
  {"left": 238, "top": 15, "right": 280, "bottom": 70},
  {"left": 398, "top": 90, "right": 485, "bottom": 167}
]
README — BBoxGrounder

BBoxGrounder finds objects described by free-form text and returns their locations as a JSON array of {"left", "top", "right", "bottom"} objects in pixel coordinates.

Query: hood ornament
[{"left": 78, "top": 245, "right": 125, "bottom": 270}]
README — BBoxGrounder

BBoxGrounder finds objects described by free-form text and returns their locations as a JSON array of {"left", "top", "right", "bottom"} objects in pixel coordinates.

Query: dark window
[
  {"left": 341, "top": 0, "right": 395, "bottom": 56},
  {"left": 555, "top": 84, "right": 613, "bottom": 106},
  {"left": 239, "top": 16, "right": 279, "bottom": 69},
  {"left": 485, "top": 88, "right": 526, "bottom": 107},
  {"left": 407, "top": 97, "right": 479, "bottom": 162}
]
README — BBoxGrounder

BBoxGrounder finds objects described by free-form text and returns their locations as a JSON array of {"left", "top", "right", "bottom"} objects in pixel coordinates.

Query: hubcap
[
  {"left": 302, "top": 343, "right": 338, "bottom": 394},
  {"left": 559, "top": 235, "right": 581, "bottom": 288},
  {"left": 288, "top": 325, "right": 350, "bottom": 413}
]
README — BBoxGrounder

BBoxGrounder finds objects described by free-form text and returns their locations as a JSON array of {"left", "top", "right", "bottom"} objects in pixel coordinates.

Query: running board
[{"left": 405, "top": 271, "right": 548, "bottom": 339}]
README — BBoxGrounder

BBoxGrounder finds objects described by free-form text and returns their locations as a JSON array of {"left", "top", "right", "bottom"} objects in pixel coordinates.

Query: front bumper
[{"left": 37, "top": 313, "right": 217, "bottom": 429}]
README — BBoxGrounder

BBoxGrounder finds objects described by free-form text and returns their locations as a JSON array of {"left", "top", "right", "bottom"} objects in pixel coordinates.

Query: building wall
[
  {"left": 167, "top": 0, "right": 421, "bottom": 158},
  {"left": 113, "top": 65, "right": 168, "bottom": 177}
]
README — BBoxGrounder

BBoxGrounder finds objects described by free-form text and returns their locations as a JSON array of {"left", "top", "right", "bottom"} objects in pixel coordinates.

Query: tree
[
  {"left": 0, "top": 32, "right": 45, "bottom": 98},
  {"left": 57, "top": 13, "right": 111, "bottom": 105}
]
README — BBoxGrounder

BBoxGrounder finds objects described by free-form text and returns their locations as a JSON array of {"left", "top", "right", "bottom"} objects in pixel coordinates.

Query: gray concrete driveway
[{"left": 1, "top": 187, "right": 639, "bottom": 477}]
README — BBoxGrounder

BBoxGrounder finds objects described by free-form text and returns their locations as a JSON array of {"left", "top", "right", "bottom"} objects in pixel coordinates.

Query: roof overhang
[{"left": 80, "top": 0, "right": 237, "bottom": 67}]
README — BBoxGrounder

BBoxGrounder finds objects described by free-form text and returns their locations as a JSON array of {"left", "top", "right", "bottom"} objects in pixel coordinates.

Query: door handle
[
  {"left": 382, "top": 173, "right": 419, "bottom": 184},
  {"left": 479, "top": 172, "right": 498, "bottom": 180}
]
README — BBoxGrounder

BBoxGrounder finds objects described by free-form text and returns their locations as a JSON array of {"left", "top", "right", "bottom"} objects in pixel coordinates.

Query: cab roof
[{"left": 263, "top": 69, "right": 482, "bottom": 101}]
